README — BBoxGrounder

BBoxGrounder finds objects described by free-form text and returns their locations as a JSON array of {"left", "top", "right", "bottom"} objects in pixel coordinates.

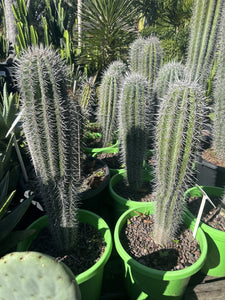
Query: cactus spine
[
  {"left": 0, "top": 251, "right": 81, "bottom": 299},
  {"left": 98, "top": 61, "right": 127, "bottom": 146},
  {"left": 14, "top": 46, "right": 83, "bottom": 253},
  {"left": 119, "top": 73, "right": 149, "bottom": 192},
  {"left": 153, "top": 82, "right": 205, "bottom": 244},
  {"left": 154, "top": 61, "right": 185, "bottom": 104},
  {"left": 186, "top": 0, "right": 224, "bottom": 88},
  {"left": 213, "top": 10, "right": 225, "bottom": 162}
]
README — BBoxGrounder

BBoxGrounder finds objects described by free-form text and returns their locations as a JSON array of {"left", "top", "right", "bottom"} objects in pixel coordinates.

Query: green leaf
[
  {"left": 0, "top": 229, "right": 36, "bottom": 255},
  {"left": 0, "top": 196, "right": 33, "bottom": 242}
]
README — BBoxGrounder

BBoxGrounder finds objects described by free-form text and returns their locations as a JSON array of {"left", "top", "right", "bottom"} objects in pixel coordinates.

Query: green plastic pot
[
  {"left": 17, "top": 209, "right": 113, "bottom": 300},
  {"left": 109, "top": 170, "right": 155, "bottom": 220},
  {"left": 184, "top": 185, "right": 225, "bottom": 277},
  {"left": 114, "top": 204, "right": 208, "bottom": 300}
]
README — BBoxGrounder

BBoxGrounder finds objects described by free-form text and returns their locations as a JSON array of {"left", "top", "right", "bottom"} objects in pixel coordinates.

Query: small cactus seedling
[
  {"left": 118, "top": 73, "right": 149, "bottom": 192},
  {"left": 14, "top": 46, "right": 84, "bottom": 253},
  {"left": 186, "top": 0, "right": 224, "bottom": 88},
  {"left": 153, "top": 81, "right": 205, "bottom": 244},
  {"left": 98, "top": 60, "right": 127, "bottom": 146},
  {"left": 0, "top": 251, "right": 81, "bottom": 300}
]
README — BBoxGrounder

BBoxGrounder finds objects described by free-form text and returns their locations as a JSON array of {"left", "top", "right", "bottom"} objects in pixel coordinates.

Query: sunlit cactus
[
  {"left": 14, "top": 46, "right": 84, "bottom": 253},
  {"left": 98, "top": 60, "right": 127, "bottom": 146},
  {"left": 153, "top": 81, "right": 205, "bottom": 244}
]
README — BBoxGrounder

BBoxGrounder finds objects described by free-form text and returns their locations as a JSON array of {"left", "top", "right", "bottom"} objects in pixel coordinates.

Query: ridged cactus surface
[
  {"left": 186, "top": 0, "right": 224, "bottom": 87},
  {"left": 154, "top": 61, "right": 185, "bottom": 104},
  {"left": 153, "top": 81, "right": 205, "bottom": 244},
  {"left": 0, "top": 251, "right": 81, "bottom": 300},
  {"left": 129, "top": 37, "right": 146, "bottom": 74},
  {"left": 14, "top": 46, "right": 83, "bottom": 253},
  {"left": 118, "top": 73, "right": 149, "bottom": 191},
  {"left": 141, "top": 36, "right": 163, "bottom": 86},
  {"left": 98, "top": 61, "right": 127, "bottom": 146},
  {"left": 213, "top": 9, "right": 225, "bottom": 162}
]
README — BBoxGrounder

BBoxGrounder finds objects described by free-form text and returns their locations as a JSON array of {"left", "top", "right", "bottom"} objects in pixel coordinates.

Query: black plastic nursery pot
[
  {"left": 17, "top": 209, "right": 113, "bottom": 300},
  {"left": 194, "top": 156, "right": 225, "bottom": 188},
  {"left": 184, "top": 185, "right": 225, "bottom": 277},
  {"left": 114, "top": 204, "right": 208, "bottom": 300}
]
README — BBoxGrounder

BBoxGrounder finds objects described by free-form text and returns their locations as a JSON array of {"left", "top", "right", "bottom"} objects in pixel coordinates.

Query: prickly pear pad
[{"left": 0, "top": 251, "right": 81, "bottom": 300}]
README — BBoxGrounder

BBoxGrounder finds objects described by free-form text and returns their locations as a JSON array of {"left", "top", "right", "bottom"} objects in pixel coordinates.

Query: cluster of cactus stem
[
  {"left": 0, "top": 251, "right": 81, "bottom": 299},
  {"left": 118, "top": 73, "right": 149, "bottom": 192},
  {"left": 153, "top": 81, "right": 205, "bottom": 244},
  {"left": 186, "top": 0, "right": 224, "bottom": 88},
  {"left": 14, "top": 46, "right": 83, "bottom": 253},
  {"left": 98, "top": 61, "right": 127, "bottom": 147}
]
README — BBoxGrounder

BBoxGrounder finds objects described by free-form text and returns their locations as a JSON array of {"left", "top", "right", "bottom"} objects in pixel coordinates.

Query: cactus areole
[{"left": 153, "top": 82, "right": 204, "bottom": 245}]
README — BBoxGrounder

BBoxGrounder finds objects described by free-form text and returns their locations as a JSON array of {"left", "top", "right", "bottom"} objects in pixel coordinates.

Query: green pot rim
[
  {"left": 114, "top": 204, "right": 208, "bottom": 281},
  {"left": 17, "top": 209, "right": 113, "bottom": 284}
]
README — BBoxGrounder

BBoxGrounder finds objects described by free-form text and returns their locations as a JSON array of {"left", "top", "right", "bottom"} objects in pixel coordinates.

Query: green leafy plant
[
  {"left": 14, "top": 46, "right": 84, "bottom": 253},
  {"left": 0, "top": 251, "right": 81, "bottom": 299},
  {"left": 153, "top": 81, "right": 205, "bottom": 244},
  {"left": 0, "top": 136, "right": 33, "bottom": 256},
  {"left": 98, "top": 60, "right": 127, "bottom": 147},
  {"left": 78, "top": 0, "right": 137, "bottom": 76}
]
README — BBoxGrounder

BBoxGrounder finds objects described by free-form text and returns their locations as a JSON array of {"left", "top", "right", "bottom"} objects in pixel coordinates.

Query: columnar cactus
[
  {"left": 129, "top": 36, "right": 163, "bottom": 88},
  {"left": 141, "top": 36, "right": 163, "bottom": 87},
  {"left": 14, "top": 46, "right": 83, "bottom": 253},
  {"left": 186, "top": 0, "right": 224, "bottom": 88},
  {"left": 154, "top": 61, "right": 185, "bottom": 104},
  {"left": 153, "top": 81, "right": 205, "bottom": 244},
  {"left": 98, "top": 61, "right": 127, "bottom": 146},
  {"left": 213, "top": 9, "right": 225, "bottom": 162},
  {"left": 129, "top": 37, "right": 146, "bottom": 74},
  {"left": 118, "top": 73, "right": 149, "bottom": 192},
  {"left": 0, "top": 251, "right": 81, "bottom": 299}
]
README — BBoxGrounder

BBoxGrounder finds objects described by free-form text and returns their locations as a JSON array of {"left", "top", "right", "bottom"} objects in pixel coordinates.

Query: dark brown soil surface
[
  {"left": 96, "top": 152, "right": 122, "bottom": 169},
  {"left": 30, "top": 222, "right": 106, "bottom": 275},
  {"left": 77, "top": 157, "right": 108, "bottom": 194},
  {"left": 202, "top": 148, "right": 225, "bottom": 168},
  {"left": 121, "top": 213, "right": 201, "bottom": 271},
  {"left": 113, "top": 178, "right": 155, "bottom": 202},
  {"left": 187, "top": 196, "right": 225, "bottom": 231}
]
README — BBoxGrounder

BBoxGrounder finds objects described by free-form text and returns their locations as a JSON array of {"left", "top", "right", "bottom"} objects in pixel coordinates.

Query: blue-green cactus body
[
  {"left": 154, "top": 82, "right": 205, "bottom": 244},
  {"left": 129, "top": 37, "right": 146, "bottom": 74},
  {"left": 119, "top": 73, "right": 149, "bottom": 192},
  {"left": 141, "top": 36, "right": 163, "bottom": 87},
  {"left": 154, "top": 61, "right": 185, "bottom": 104},
  {"left": 98, "top": 61, "right": 127, "bottom": 146},
  {"left": 213, "top": 9, "right": 225, "bottom": 162},
  {"left": 0, "top": 251, "right": 81, "bottom": 299},
  {"left": 186, "top": 0, "right": 224, "bottom": 87},
  {"left": 14, "top": 46, "right": 83, "bottom": 253}
]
